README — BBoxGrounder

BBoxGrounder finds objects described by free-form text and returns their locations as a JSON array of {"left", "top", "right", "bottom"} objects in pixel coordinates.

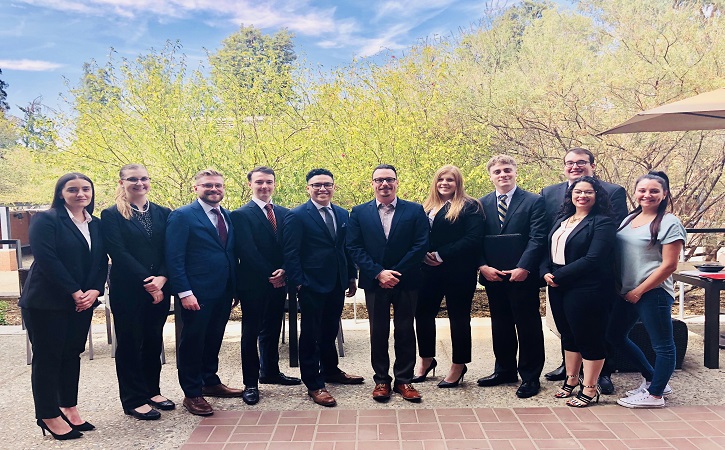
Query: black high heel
[
  {"left": 59, "top": 411, "right": 95, "bottom": 431},
  {"left": 412, "top": 358, "right": 437, "bottom": 383},
  {"left": 37, "top": 419, "right": 83, "bottom": 440},
  {"left": 438, "top": 365, "right": 467, "bottom": 388},
  {"left": 566, "top": 384, "right": 601, "bottom": 408},
  {"left": 554, "top": 375, "right": 579, "bottom": 399}
]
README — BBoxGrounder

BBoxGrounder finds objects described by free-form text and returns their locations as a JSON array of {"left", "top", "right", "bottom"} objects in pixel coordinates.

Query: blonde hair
[
  {"left": 194, "top": 168, "right": 223, "bottom": 180},
  {"left": 422, "top": 165, "right": 480, "bottom": 223},
  {"left": 116, "top": 164, "right": 147, "bottom": 220},
  {"left": 486, "top": 154, "right": 517, "bottom": 172}
]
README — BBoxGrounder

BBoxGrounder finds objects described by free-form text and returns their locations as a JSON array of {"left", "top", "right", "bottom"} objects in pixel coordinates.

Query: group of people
[{"left": 19, "top": 148, "right": 686, "bottom": 441}]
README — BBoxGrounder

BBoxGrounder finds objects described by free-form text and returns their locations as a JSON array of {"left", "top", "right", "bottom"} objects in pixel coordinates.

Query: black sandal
[
  {"left": 566, "top": 384, "right": 601, "bottom": 407},
  {"left": 554, "top": 375, "right": 579, "bottom": 398}
]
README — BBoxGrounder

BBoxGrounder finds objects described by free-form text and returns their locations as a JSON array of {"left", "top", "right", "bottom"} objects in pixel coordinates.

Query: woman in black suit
[
  {"left": 413, "top": 165, "right": 484, "bottom": 387},
  {"left": 541, "top": 176, "right": 615, "bottom": 407},
  {"left": 20, "top": 173, "right": 108, "bottom": 440},
  {"left": 101, "top": 164, "right": 173, "bottom": 420}
]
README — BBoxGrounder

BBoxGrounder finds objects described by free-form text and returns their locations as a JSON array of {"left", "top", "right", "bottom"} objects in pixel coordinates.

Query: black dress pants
[
  {"left": 177, "top": 290, "right": 233, "bottom": 398},
  {"left": 485, "top": 280, "right": 545, "bottom": 382},
  {"left": 415, "top": 268, "right": 476, "bottom": 364},
  {"left": 240, "top": 285, "right": 286, "bottom": 387},
  {"left": 548, "top": 284, "right": 608, "bottom": 361},
  {"left": 112, "top": 293, "right": 170, "bottom": 410},
  {"left": 22, "top": 307, "right": 94, "bottom": 419},
  {"left": 365, "top": 286, "right": 417, "bottom": 385}
]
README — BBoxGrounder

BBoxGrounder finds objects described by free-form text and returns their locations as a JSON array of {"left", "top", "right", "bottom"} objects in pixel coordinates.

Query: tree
[
  {"left": 0, "top": 68, "right": 9, "bottom": 113},
  {"left": 19, "top": 98, "right": 57, "bottom": 151}
]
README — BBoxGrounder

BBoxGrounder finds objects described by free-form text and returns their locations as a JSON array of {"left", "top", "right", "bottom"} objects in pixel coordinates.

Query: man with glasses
[
  {"left": 282, "top": 168, "right": 363, "bottom": 407},
  {"left": 541, "top": 148, "right": 628, "bottom": 394},
  {"left": 347, "top": 164, "right": 429, "bottom": 403},
  {"left": 166, "top": 169, "right": 242, "bottom": 416}
]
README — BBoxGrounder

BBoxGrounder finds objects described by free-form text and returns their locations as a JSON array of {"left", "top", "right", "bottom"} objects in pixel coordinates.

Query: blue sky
[{"left": 0, "top": 0, "right": 518, "bottom": 115}]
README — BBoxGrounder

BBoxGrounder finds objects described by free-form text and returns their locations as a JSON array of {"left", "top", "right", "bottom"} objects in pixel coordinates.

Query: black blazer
[
  {"left": 541, "top": 181, "right": 628, "bottom": 228},
  {"left": 347, "top": 198, "right": 429, "bottom": 290},
  {"left": 540, "top": 213, "right": 616, "bottom": 288},
  {"left": 101, "top": 203, "right": 172, "bottom": 310},
  {"left": 19, "top": 208, "right": 108, "bottom": 311},
  {"left": 425, "top": 200, "right": 485, "bottom": 273},
  {"left": 478, "top": 188, "right": 547, "bottom": 283},
  {"left": 230, "top": 201, "right": 289, "bottom": 294}
]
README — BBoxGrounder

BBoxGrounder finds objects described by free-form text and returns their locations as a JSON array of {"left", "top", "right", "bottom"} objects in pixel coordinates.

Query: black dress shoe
[
  {"left": 148, "top": 398, "right": 176, "bottom": 411},
  {"left": 544, "top": 363, "right": 567, "bottom": 381},
  {"left": 516, "top": 380, "right": 541, "bottom": 398},
  {"left": 477, "top": 372, "right": 518, "bottom": 387},
  {"left": 598, "top": 375, "right": 614, "bottom": 395},
  {"left": 59, "top": 411, "right": 95, "bottom": 431},
  {"left": 324, "top": 371, "right": 364, "bottom": 385},
  {"left": 259, "top": 372, "right": 302, "bottom": 386},
  {"left": 124, "top": 407, "right": 161, "bottom": 421},
  {"left": 242, "top": 387, "right": 260, "bottom": 405}
]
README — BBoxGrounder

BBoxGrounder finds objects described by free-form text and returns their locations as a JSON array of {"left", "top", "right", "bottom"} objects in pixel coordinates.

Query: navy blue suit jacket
[
  {"left": 541, "top": 181, "right": 628, "bottom": 228},
  {"left": 230, "top": 200, "right": 288, "bottom": 295},
  {"left": 282, "top": 200, "right": 356, "bottom": 293},
  {"left": 165, "top": 200, "right": 236, "bottom": 300},
  {"left": 347, "top": 199, "right": 429, "bottom": 291}
]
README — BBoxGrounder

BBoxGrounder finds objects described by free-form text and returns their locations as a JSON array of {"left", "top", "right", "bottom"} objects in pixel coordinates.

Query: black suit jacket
[
  {"left": 282, "top": 200, "right": 356, "bottom": 293},
  {"left": 20, "top": 208, "right": 108, "bottom": 311},
  {"left": 230, "top": 200, "right": 289, "bottom": 295},
  {"left": 101, "top": 203, "right": 171, "bottom": 311},
  {"left": 478, "top": 188, "right": 547, "bottom": 283},
  {"left": 540, "top": 213, "right": 616, "bottom": 288},
  {"left": 347, "top": 198, "right": 429, "bottom": 290},
  {"left": 541, "top": 181, "right": 628, "bottom": 228},
  {"left": 426, "top": 200, "right": 485, "bottom": 273}
]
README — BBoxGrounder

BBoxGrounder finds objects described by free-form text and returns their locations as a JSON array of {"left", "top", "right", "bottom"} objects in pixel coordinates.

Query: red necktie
[
  {"left": 210, "top": 208, "right": 228, "bottom": 246},
  {"left": 265, "top": 203, "right": 277, "bottom": 234}
]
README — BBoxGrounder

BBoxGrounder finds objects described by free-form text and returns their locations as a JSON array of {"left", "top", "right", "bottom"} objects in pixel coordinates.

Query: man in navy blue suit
[
  {"left": 282, "top": 168, "right": 363, "bottom": 407},
  {"left": 347, "top": 164, "right": 429, "bottom": 403},
  {"left": 230, "top": 166, "right": 301, "bottom": 406},
  {"left": 166, "top": 169, "right": 242, "bottom": 416}
]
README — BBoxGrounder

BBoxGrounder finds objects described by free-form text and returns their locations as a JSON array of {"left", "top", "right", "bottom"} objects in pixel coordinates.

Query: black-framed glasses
[
  {"left": 308, "top": 183, "right": 334, "bottom": 190},
  {"left": 373, "top": 177, "right": 397, "bottom": 184},
  {"left": 197, "top": 183, "right": 224, "bottom": 189},
  {"left": 122, "top": 176, "right": 150, "bottom": 183},
  {"left": 572, "top": 189, "right": 596, "bottom": 196},
  {"left": 564, "top": 160, "right": 590, "bottom": 168}
]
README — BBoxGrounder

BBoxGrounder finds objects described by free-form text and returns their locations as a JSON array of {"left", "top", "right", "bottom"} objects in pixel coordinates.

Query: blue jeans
[{"left": 607, "top": 288, "right": 676, "bottom": 396}]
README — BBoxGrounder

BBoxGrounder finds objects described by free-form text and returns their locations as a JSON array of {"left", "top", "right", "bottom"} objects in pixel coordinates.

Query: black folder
[{"left": 483, "top": 234, "right": 526, "bottom": 270}]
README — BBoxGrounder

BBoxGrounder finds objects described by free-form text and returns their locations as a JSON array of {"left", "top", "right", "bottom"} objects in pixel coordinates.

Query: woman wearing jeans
[{"left": 610, "top": 171, "right": 685, "bottom": 408}]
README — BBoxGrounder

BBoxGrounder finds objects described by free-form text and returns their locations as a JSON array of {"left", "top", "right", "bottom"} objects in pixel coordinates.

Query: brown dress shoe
[
  {"left": 393, "top": 384, "right": 422, "bottom": 402},
  {"left": 324, "top": 371, "right": 364, "bottom": 385},
  {"left": 201, "top": 383, "right": 244, "bottom": 398},
  {"left": 183, "top": 397, "right": 214, "bottom": 416},
  {"left": 372, "top": 383, "right": 392, "bottom": 401},
  {"left": 308, "top": 389, "right": 337, "bottom": 407}
]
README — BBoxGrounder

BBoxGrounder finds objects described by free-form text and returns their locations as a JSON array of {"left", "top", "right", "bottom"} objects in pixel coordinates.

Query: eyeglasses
[
  {"left": 372, "top": 177, "right": 397, "bottom": 184},
  {"left": 197, "top": 183, "right": 224, "bottom": 189},
  {"left": 122, "top": 177, "right": 150, "bottom": 183},
  {"left": 572, "top": 189, "right": 596, "bottom": 196},
  {"left": 564, "top": 160, "right": 590, "bottom": 168},
  {"left": 308, "top": 183, "right": 334, "bottom": 190}
]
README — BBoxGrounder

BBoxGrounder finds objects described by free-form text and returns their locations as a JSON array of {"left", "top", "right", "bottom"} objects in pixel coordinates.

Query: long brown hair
[
  {"left": 618, "top": 171, "right": 673, "bottom": 247},
  {"left": 423, "top": 165, "right": 480, "bottom": 223},
  {"left": 115, "top": 164, "right": 147, "bottom": 220}
]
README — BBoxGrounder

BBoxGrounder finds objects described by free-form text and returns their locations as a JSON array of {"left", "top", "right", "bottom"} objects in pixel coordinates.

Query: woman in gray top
[{"left": 609, "top": 171, "right": 686, "bottom": 409}]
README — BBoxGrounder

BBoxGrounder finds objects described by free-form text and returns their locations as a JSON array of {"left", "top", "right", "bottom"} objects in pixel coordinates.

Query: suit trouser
[
  {"left": 177, "top": 290, "right": 233, "bottom": 398},
  {"left": 415, "top": 268, "right": 476, "bottom": 364},
  {"left": 112, "top": 293, "right": 170, "bottom": 410},
  {"left": 365, "top": 286, "right": 417, "bottom": 385},
  {"left": 297, "top": 285, "right": 344, "bottom": 390},
  {"left": 548, "top": 284, "right": 608, "bottom": 361},
  {"left": 239, "top": 285, "right": 286, "bottom": 386},
  {"left": 485, "top": 280, "right": 545, "bottom": 382},
  {"left": 22, "top": 306, "right": 94, "bottom": 419}
]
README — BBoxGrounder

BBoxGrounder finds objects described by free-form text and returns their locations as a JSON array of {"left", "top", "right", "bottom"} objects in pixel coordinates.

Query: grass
[{"left": 0, "top": 301, "right": 7, "bottom": 325}]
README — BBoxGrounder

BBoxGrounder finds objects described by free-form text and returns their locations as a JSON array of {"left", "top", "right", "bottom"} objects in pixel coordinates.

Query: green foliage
[
  {"left": 0, "top": 68, "right": 9, "bottom": 113},
  {"left": 0, "top": 301, "right": 6, "bottom": 326}
]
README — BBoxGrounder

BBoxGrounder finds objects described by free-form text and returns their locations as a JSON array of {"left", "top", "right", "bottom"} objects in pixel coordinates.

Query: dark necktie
[
  {"left": 210, "top": 208, "right": 228, "bottom": 246},
  {"left": 265, "top": 203, "right": 277, "bottom": 234},
  {"left": 320, "top": 206, "right": 336, "bottom": 239},
  {"left": 497, "top": 194, "right": 508, "bottom": 228}
]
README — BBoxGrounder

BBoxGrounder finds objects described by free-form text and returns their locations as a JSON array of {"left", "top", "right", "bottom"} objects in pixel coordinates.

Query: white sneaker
[
  {"left": 625, "top": 378, "right": 673, "bottom": 397},
  {"left": 617, "top": 390, "right": 666, "bottom": 408}
]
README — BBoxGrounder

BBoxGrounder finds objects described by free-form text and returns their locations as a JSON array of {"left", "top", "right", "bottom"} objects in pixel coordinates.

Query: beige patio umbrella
[{"left": 600, "top": 87, "right": 725, "bottom": 134}]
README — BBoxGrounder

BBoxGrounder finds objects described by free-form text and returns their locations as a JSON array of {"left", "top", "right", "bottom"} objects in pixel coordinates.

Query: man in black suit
[
  {"left": 282, "top": 168, "right": 363, "bottom": 407},
  {"left": 230, "top": 166, "right": 301, "bottom": 406},
  {"left": 166, "top": 169, "right": 243, "bottom": 416},
  {"left": 476, "top": 155, "right": 548, "bottom": 398},
  {"left": 347, "top": 164, "right": 429, "bottom": 403},
  {"left": 540, "top": 148, "right": 628, "bottom": 394}
]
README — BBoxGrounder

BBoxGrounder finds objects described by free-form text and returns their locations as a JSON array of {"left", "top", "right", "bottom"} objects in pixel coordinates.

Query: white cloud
[{"left": 0, "top": 59, "right": 64, "bottom": 71}]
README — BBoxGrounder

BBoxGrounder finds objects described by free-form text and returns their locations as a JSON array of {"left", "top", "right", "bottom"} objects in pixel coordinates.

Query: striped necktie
[{"left": 497, "top": 194, "right": 508, "bottom": 227}]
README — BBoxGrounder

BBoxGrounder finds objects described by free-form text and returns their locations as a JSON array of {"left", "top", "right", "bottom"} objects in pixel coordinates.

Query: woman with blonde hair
[
  {"left": 101, "top": 164, "right": 173, "bottom": 420},
  {"left": 413, "top": 165, "right": 485, "bottom": 387}
]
